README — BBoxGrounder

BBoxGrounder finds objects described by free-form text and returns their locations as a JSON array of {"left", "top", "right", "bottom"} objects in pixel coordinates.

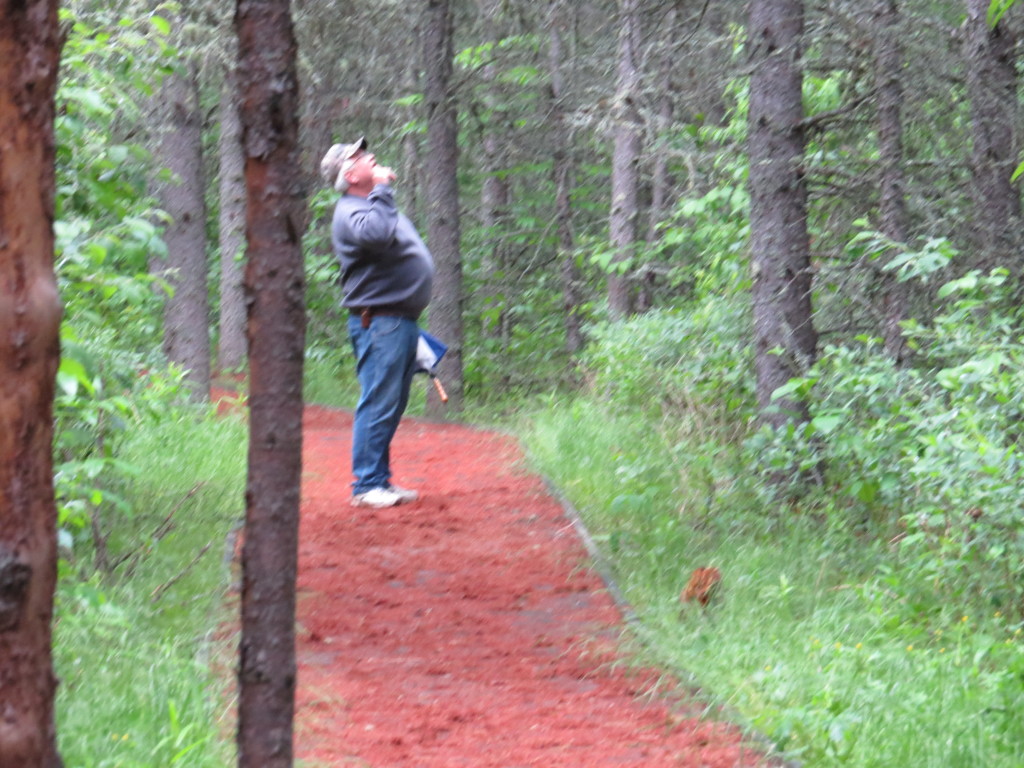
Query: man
[{"left": 320, "top": 137, "right": 435, "bottom": 508}]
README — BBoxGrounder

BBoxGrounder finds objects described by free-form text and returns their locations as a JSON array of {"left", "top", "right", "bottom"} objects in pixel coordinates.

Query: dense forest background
[
  {"left": 56, "top": 0, "right": 1024, "bottom": 413},
  {"left": 14, "top": 0, "right": 1024, "bottom": 765}
]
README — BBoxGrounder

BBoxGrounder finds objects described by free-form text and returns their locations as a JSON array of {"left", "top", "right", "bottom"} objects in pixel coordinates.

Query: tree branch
[{"left": 799, "top": 89, "right": 877, "bottom": 133}]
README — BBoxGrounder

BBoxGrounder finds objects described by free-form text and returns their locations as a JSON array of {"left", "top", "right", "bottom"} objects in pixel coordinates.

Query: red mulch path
[{"left": 294, "top": 404, "right": 770, "bottom": 767}]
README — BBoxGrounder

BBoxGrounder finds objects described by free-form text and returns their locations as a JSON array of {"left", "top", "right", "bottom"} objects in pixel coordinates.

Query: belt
[{"left": 349, "top": 306, "right": 409, "bottom": 329}]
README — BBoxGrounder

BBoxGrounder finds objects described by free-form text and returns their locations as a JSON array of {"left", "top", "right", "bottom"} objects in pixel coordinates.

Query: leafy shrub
[
  {"left": 583, "top": 301, "right": 757, "bottom": 436},
  {"left": 750, "top": 269, "right": 1024, "bottom": 618},
  {"left": 53, "top": 5, "right": 183, "bottom": 568},
  {"left": 526, "top": 302, "right": 1024, "bottom": 766}
]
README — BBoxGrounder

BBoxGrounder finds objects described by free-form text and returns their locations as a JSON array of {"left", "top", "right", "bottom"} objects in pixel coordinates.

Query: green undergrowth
[
  {"left": 522, "top": 296, "right": 1024, "bottom": 768},
  {"left": 55, "top": 408, "right": 246, "bottom": 767},
  {"left": 303, "top": 347, "right": 358, "bottom": 411},
  {"left": 525, "top": 396, "right": 1024, "bottom": 768}
]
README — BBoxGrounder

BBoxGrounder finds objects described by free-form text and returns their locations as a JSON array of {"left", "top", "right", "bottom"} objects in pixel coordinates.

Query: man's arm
[{"left": 345, "top": 185, "right": 400, "bottom": 245}]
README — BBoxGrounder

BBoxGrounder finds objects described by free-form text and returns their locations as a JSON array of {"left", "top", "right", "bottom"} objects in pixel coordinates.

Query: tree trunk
[
  {"left": 153, "top": 65, "right": 211, "bottom": 401},
  {"left": 480, "top": 0, "right": 512, "bottom": 348},
  {"left": 549, "top": 0, "right": 584, "bottom": 355},
  {"left": 639, "top": 2, "right": 680, "bottom": 312},
  {"left": 402, "top": 52, "right": 422, "bottom": 225},
  {"left": 218, "top": 65, "right": 247, "bottom": 373},
  {"left": 424, "top": 0, "right": 464, "bottom": 415},
  {"left": 873, "top": 0, "right": 909, "bottom": 362},
  {"left": 964, "top": 0, "right": 1021, "bottom": 274},
  {"left": 608, "top": 0, "right": 642, "bottom": 320},
  {"left": 0, "top": 2, "right": 64, "bottom": 766},
  {"left": 235, "top": 1, "right": 306, "bottom": 765},
  {"left": 747, "top": 0, "right": 817, "bottom": 428}
]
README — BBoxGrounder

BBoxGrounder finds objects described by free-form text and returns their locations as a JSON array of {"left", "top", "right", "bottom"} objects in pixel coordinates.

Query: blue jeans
[{"left": 348, "top": 314, "right": 419, "bottom": 494}]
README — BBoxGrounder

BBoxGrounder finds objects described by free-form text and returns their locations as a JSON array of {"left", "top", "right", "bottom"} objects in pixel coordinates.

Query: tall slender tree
[
  {"left": 747, "top": 0, "right": 817, "bottom": 428},
  {"left": 964, "top": 0, "right": 1020, "bottom": 274},
  {"left": 424, "top": 0, "right": 464, "bottom": 414},
  {"left": 608, "top": 0, "right": 643, "bottom": 319},
  {"left": 549, "top": 0, "right": 584, "bottom": 354},
  {"left": 152, "top": 60, "right": 211, "bottom": 400},
  {"left": 479, "top": 0, "right": 513, "bottom": 347},
  {"left": 638, "top": 1, "right": 682, "bottom": 312},
  {"left": 0, "top": 1, "right": 64, "bottom": 766},
  {"left": 235, "top": 0, "right": 306, "bottom": 765},
  {"left": 401, "top": 52, "right": 423, "bottom": 225},
  {"left": 218, "top": 63, "right": 247, "bottom": 373},
  {"left": 874, "top": 0, "right": 909, "bottom": 362}
]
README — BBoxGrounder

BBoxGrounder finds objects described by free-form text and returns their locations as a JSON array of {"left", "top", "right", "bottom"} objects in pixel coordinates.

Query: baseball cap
[{"left": 319, "top": 136, "right": 367, "bottom": 191}]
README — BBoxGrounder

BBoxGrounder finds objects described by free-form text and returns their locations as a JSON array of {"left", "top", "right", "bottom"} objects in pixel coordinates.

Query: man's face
[{"left": 345, "top": 150, "right": 377, "bottom": 187}]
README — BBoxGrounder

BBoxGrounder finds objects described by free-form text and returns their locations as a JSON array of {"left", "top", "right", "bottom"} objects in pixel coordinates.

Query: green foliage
[
  {"left": 641, "top": 83, "right": 750, "bottom": 306},
  {"left": 847, "top": 223, "right": 957, "bottom": 284},
  {"left": 55, "top": 410, "right": 245, "bottom": 767},
  {"left": 48, "top": 9, "right": 243, "bottom": 761},
  {"left": 462, "top": 265, "right": 581, "bottom": 407},
  {"left": 525, "top": 240, "right": 1024, "bottom": 765},
  {"left": 303, "top": 188, "right": 349, "bottom": 355},
  {"left": 751, "top": 268, "right": 1024, "bottom": 617},
  {"left": 654, "top": 181, "right": 750, "bottom": 299},
  {"left": 582, "top": 302, "right": 755, "bottom": 432},
  {"left": 526, "top": 365, "right": 1024, "bottom": 767},
  {"left": 454, "top": 34, "right": 540, "bottom": 72},
  {"left": 53, "top": 4, "right": 188, "bottom": 577},
  {"left": 988, "top": 0, "right": 1016, "bottom": 27},
  {"left": 303, "top": 352, "right": 359, "bottom": 411},
  {"left": 57, "top": 6, "right": 173, "bottom": 345}
]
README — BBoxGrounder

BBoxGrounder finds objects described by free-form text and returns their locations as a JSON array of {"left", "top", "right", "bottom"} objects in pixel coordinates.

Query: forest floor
[{"left": 292, "top": 402, "right": 776, "bottom": 767}]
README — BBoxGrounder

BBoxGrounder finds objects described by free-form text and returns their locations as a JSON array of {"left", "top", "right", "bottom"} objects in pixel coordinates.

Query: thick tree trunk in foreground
[
  {"left": 424, "top": 0, "right": 464, "bottom": 415},
  {"left": 964, "top": 0, "right": 1021, "bottom": 275},
  {"left": 873, "top": 0, "right": 909, "bottom": 362},
  {"left": 154, "top": 66, "right": 211, "bottom": 400},
  {"left": 235, "top": 0, "right": 306, "bottom": 765},
  {"left": 747, "top": 0, "right": 817, "bottom": 428},
  {"left": 608, "top": 0, "right": 642, "bottom": 319},
  {"left": 218, "top": 65, "right": 247, "bottom": 373},
  {"left": 0, "top": 2, "right": 64, "bottom": 766}
]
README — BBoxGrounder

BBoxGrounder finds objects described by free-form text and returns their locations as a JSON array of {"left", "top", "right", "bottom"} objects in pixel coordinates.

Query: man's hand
[{"left": 372, "top": 165, "right": 397, "bottom": 185}]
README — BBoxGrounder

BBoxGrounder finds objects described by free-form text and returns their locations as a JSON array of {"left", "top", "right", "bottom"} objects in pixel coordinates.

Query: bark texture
[
  {"left": 424, "top": 0, "right": 464, "bottom": 415},
  {"left": 154, "top": 66, "right": 211, "bottom": 400},
  {"left": 402, "top": 53, "right": 422, "bottom": 225},
  {"left": 964, "top": 0, "right": 1021, "bottom": 274},
  {"left": 0, "top": 1, "right": 64, "bottom": 766},
  {"left": 549, "top": 1, "right": 584, "bottom": 355},
  {"left": 873, "top": 0, "right": 909, "bottom": 362},
  {"left": 607, "top": 0, "right": 642, "bottom": 319},
  {"left": 218, "top": 65, "right": 247, "bottom": 372},
  {"left": 639, "top": 2, "right": 681, "bottom": 312},
  {"left": 747, "top": 0, "right": 817, "bottom": 427},
  {"left": 235, "top": 0, "right": 306, "bottom": 765},
  {"left": 480, "top": 0, "right": 512, "bottom": 348}
]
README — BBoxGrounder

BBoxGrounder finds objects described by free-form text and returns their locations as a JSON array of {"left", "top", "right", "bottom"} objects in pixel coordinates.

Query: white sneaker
[
  {"left": 388, "top": 484, "right": 419, "bottom": 503},
  {"left": 351, "top": 487, "right": 404, "bottom": 508}
]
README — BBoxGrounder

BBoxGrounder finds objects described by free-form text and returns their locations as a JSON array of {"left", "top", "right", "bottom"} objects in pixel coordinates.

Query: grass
[
  {"left": 53, "top": 353, "right": 441, "bottom": 767},
  {"left": 51, "top": 339, "right": 1024, "bottom": 766},
  {"left": 303, "top": 350, "right": 358, "bottom": 410},
  {"left": 55, "top": 407, "right": 247, "bottom": 767},
  {"left": 524, "top": 398, "right": 1024, "bottom": 768}
]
